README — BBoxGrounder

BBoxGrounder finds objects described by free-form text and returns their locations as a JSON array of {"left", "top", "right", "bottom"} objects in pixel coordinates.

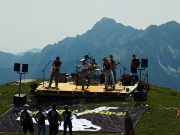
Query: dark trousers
[
  {"left": 49, "top": 123, "right": 59, "bottom": 135},
  {"left": 81, "top": 69, "right": 89, "bottom": 89},
  {"left": 63, "top": 121, "right": 72, "bottom": 135},
  {"left": 49, "top": 71, "right": 59, "bottom": 87}
]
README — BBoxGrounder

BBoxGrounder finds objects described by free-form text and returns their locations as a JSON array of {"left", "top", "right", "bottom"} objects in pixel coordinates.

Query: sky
[{"left": 0, "top": 0, "right": 180, "bottom": 54}]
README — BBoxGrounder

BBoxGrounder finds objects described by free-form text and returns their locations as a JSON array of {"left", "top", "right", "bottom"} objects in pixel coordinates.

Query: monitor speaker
[
  {"left": 22, "top": 64, "right": 28, "bottom": 72},
  {"left": 141, "top": 59, "right": 148, "bottom": 68},
  {"left": 14, "top": 63, "right": 20, "bottom": 72}
]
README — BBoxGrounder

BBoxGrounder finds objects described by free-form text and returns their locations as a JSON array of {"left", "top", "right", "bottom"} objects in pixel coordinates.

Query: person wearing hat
[
  {"left": 48, "top": 56, "right": 62, "bottom": 90},
  {"left": 79, "top": 55, "right": 90, "bottom": 90},
  {"left": 20, "top": 104, "right": 34, "bottom": 135},
  {"left": 47, "top": 103, "right": 61, "bottom": 135},
  {"left": 35, "top": 105, "right": 47, "bottom": 135},
  {"left": 62, "top": 105, "right": 73, "bottom": 135}
]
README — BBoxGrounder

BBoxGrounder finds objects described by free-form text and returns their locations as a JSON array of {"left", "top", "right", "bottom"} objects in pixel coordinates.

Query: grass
[{"left": 1, "top": 79, "right": 180, "bottom": 135}]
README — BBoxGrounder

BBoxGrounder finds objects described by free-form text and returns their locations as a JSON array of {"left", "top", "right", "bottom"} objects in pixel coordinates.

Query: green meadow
[{"left": 1, "top": 79, "right": 180, "bottom": 135}]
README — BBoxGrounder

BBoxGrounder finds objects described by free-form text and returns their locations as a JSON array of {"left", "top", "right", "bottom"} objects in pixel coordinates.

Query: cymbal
[
  {"left": 79, "top": 59, "right": 84, "bottom": 62},
  {"left": 95, "top": 69, "right": 100, "bottom": 71}
]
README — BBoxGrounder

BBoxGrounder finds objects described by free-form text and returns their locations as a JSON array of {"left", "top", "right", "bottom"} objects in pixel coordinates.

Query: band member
[
  {"left": 79, "top": 55, "right": 90, "bottom": 90},
  {"left": 130, "top": 54, "right": 140, "bottom": 75},
  {"left": 62, "top": 105, "right": 73, "bottom": 135},
  {"left": 109, "top": 54, "right": 117, "bottom": 84},
  {"left": 48, "top": 56, "right": 62, "bottom": 90},
  {"left": 102, "top": 57, "right": 115, "bottom": 90},
  {"left": 89, "top": 59, "right": 98, "bottom": 71}
]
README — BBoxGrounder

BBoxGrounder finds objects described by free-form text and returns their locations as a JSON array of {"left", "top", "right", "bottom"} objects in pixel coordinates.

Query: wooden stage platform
[{"left": 30, "top": 81, "right": 138, "bottom": 99}]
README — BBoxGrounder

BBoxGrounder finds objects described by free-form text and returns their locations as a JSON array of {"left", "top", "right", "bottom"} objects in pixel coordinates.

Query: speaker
[
  {"left": 59, "top": 73, "right": 67, "bottom": 82},
  {"left": 30, "top": 83, "right": 38, "bottom": 89},
  {"left": 13, "top": 94, "right": 27, "bottom": 106},
  {"left": 14, "top": 63, "right": 20, "bottom": 72},
  {"left": 134, "top": 90, "right": 147, "bottom": 102},
  {"left": 22, "top": 64, "right": 28, "bottom": 72},
  {"left": 141, "top": 59, "right": 148, "bottom": 68}
]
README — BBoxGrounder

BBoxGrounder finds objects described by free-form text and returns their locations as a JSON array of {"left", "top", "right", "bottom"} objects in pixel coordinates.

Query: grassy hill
[{"left": 1, "top": 79, "right": 180, "bottom": 135}]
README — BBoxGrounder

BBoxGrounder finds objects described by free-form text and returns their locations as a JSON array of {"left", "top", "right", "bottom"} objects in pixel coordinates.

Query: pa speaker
[
  {"left": 14, "top": 63, "right": 20, "bottom": 72},
  {"left": 13, "top": 94, "right": 26, "bottom": 106},
  {"left": 59, "top": 73, "right": 67, "bottom": 82},
  {"left": 22, "top": 64, "right": 28, "bottom": 72},
  {"left": 141, "top": 59, "right": 148, "bottom": 68}
]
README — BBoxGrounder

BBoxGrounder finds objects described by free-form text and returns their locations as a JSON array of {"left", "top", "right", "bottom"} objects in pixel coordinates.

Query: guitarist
[
  {"left": 102, "top": 57, "right": 115, "bottom": 90},
  {"left": 110, "top": 54, "right": 117, "bottom": 84},
  {"left": 48, "top": 57, "right": 62, "bottom": 90},
  {"left": 79, "top": 55, "right": 90, "bottom": 90}
]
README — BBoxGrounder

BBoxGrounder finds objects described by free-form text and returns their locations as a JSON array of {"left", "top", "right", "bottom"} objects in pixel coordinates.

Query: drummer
[{"left": 89, "top": 59, "right": 98, "bottom": 71}]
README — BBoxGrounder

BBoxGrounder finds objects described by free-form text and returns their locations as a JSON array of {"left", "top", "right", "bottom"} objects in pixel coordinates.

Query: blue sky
[{"left": 0, "top": 0, "right": 180, "bottom": 54}]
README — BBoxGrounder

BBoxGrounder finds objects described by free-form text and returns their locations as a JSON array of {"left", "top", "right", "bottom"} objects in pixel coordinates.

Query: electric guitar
[
  {"left": 102, "top": 61, "right": 120, "bottom": 73},
  {"left": 51, "top": 66, "right": 60, "bottom": 72},
  {"left": 144, "top": 73, "right": 150, "bottom": 91}
]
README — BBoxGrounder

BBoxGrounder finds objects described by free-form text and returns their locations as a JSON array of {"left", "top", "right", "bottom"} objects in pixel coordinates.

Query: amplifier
[
  {"left": 59, "top": 73, "right": 67, "bottom": 82},
  {"left": 122, "top": 74, "right": 133, "bottom": 86}
]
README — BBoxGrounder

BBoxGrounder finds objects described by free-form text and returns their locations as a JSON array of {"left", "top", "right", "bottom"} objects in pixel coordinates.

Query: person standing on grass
[
  {"left": 20, "top": 104, "right": 34, "bottom": 135},
  {"left": 62, "top": 105, "right": 73, "bottom": 135},
  {"left": 47, "top": 103, "right": 61, "bottom": 135},
  {"left": 35, "top": 105, "right": 47, "bottom": 135}
]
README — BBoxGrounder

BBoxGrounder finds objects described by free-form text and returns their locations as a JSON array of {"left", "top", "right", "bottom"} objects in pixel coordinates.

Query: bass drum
[
  {"left": 99, "top": 73, "right": 105, "bottom": 84},
  {"left": 76, "top": 75, "right": 82, "bottom": 86},
  {"left": 72, "top": 73, "right": 82, "bottom": 86}
]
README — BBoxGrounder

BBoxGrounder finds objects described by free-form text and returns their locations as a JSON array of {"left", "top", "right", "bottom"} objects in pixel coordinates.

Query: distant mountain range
[
  {"left": 15, "top": 48, "right": 42, "bottom": 56},
  {"left": 0, "top": 17, "right": 180, "bottom": 91}
]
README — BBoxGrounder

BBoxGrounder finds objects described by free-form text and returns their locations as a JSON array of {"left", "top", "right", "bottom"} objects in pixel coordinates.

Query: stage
[{"left": 29, "top": 81, "right": 138, "bottom": 99}]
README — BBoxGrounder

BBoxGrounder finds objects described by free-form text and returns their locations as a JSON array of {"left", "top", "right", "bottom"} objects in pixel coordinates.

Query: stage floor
[{"left": 30, "top": 81, "right": 138, "bottom": 98}]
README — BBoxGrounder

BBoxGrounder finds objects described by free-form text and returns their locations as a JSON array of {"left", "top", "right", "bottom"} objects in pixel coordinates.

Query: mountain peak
[{"left": 93, "top": 17, "right": 117, "bottom": 28}]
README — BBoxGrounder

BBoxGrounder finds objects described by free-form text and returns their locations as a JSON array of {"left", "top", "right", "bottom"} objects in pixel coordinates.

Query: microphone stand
[
  {"left": 119, "top": 63, "right": 129, "bottom": 76},
  {"left": 42, "top": 59, "right": 52, "bottom": 87},
  {"left": 75, "top": 60, "right": 80, "bottom": 90}
]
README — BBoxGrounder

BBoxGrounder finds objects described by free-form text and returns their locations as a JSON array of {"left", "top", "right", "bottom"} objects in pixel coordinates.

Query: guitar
[
  {"left": 144, "top": 73, "right": 150, "bottom": 91},
  {"left": 102, "top": 61, "right": 121, "bottom": 73},
  {"left": 51, "top": 66, "right": 60, "bottom": 72}
]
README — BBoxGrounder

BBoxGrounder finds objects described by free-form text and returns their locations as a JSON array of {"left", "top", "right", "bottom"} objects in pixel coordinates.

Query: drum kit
[{"left": 72, "top": 64, "right": 105, "bottom": 86}]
